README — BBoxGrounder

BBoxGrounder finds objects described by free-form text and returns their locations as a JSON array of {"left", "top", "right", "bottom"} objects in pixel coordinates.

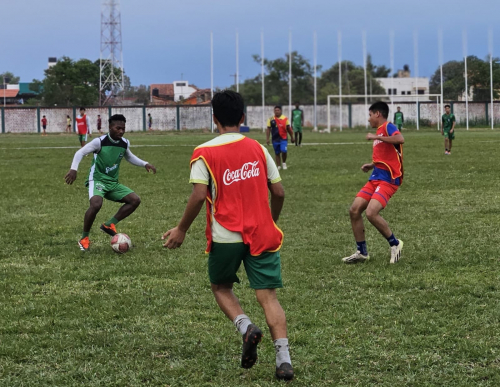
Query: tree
[
  {"left": 0, "top": 71, "right": 20, "bottom": 84},
  {"left": 238, "top": 51, "right": 317, "bottom": 105},
  {"left": 429, "top": 56, "right": 500, "bottom": 101},
  {"left": 318, "top": 60, "right": 386, "bottom": 103},
  {"left": 366, "top": 54, "right": 391, "bottom": 78}
]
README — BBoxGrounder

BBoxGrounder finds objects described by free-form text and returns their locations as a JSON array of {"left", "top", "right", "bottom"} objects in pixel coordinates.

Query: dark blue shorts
[{"left": 272, "top": 139, "right": 288, "bottom": 155}]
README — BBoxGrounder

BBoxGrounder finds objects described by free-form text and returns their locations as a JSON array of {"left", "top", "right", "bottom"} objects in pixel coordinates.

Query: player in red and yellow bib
[
  {"left": 75, "top": 107, "right": 92, "bottom": 147},
  {"left": 162, "top": 91, "right": 294, "bottom": 381},
  {"left": 343, "top": 101, "right": 405, "bottom": 265}
]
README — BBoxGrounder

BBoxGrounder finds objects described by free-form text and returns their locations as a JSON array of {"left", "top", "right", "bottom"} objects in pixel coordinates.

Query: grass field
[{"left": 1, "top": 128, "right": 500, "bottom": 386}]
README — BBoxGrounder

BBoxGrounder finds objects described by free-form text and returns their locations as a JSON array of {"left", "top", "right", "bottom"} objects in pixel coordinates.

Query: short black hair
[
  {"left": 274, "top": 105, "right": 282, "bottom": 110},
  {"left": 98, "top": 114, "right": 100, "bottom": 117},
  {"left": 369, "top": 101, "right": 389, "bottom": 119},
  {"left": 79, "top": 107, "right": 86, "bottom": 111},
  {"left": 42, "top": 115, "right": 46, "bottom": 117},
  {"left": 445, "top": 104, "right": 451, "bottom": 108},
  {"left": 109, "top": 114, "right": 126, "bottom": 125},
  {"left": 211, "top": 90, "right": 244, "bottom": 127}
]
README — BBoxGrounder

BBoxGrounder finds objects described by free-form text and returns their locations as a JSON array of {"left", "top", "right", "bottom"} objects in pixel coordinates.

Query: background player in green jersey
[
  {"left": 64, "top": 114, "right": 157, "bottom": 251},
  {"left": 442, "top": 104, "right": 456, "bottom": 155},
  {"left": 394, "top": 106, "right": 404, "bottom": 130},
  {"left": 291, "top": 102, "right": 304, "bottom": 147}
]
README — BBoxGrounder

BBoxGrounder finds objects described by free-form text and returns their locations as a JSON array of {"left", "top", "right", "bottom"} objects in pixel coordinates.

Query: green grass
[{"left": 1, "top": 128, "right": 500, "bottom": 386}]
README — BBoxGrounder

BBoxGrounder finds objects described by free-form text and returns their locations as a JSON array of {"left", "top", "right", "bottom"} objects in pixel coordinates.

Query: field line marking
[{"left": 0, "top": 142, "right": 370, "bottom": 150}]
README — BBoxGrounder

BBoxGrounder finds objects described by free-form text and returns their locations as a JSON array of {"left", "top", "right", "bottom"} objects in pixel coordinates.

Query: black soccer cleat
[
  {"left": 276, "top": 362, "right": 294, "bottom": 381},
  {"left": 241, "top": 324, "right": 262, "bottom": 369}
]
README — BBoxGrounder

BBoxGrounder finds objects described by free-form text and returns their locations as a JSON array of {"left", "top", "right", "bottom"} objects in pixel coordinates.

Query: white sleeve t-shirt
[{"left": 189, "top": 133, "right": 281, "bottom": 243}]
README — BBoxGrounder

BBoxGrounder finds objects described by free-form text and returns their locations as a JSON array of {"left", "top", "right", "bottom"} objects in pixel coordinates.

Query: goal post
[{"left": 327, "top": 94, "right": 443, "bottom": 132}]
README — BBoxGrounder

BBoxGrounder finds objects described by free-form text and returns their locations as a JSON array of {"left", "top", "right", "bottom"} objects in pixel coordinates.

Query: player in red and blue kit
[{"left": 343, "top": 101, "right": 405, "bottom": 264}]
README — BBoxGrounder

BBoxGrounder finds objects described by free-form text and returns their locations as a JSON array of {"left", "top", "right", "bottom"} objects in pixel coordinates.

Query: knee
[
  {"left": 131, "top": 195, "right": 141, "bottom": 208},
  {"left": 89, "top": 200, "right": 102, "bottom": 213},
  {"left": 349, "top": 204, "right": 362, "bottom": 218},
  {"left": 365, "top": 207, "right": 378, "bottom": 222}
]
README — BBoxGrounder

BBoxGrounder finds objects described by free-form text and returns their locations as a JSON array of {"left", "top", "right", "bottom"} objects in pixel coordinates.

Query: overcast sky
[{"left": 2, "top": 0, "right": 499, "bottom": 90}]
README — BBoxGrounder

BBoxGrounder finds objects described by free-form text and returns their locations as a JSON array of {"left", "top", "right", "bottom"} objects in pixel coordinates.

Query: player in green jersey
[
  {"left": 393, "top": 107, "right": 404, "bottom": 130},
  {"left": 442, "top": 105, "right": 456, "bottom": 155},
  {"left": 65, "top": 114, "right": 157, "bottom": 251},
  {"left": 291, "top": 102, "right": 304, "bottom": 147}
]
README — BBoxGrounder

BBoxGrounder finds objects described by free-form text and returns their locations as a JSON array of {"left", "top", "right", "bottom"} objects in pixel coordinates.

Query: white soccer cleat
[
  {"left": 278, "top": 166, "right": 282, "bottom": 170},
  {"left": 282, "top": 163, "right": 287, "bottom": 170},
  {"left": 342, "top": 251, "right": 369, "bottom": 264},
  {"left": 390, "top": 240, "right": 404, "bottom": 264}
]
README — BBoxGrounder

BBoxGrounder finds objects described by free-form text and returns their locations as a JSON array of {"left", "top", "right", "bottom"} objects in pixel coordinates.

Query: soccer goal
[{"left": 326, "top": 94, "right": 443, "bottom": 132}]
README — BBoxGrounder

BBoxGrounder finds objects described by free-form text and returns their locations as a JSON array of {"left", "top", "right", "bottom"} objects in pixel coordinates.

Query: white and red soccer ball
[{"left": 111, "top": 233, "right": 132, "bottom": 253}]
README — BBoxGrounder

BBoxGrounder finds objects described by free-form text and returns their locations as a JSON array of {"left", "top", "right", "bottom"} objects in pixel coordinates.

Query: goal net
[{"left": 326, "top": 94, "right": 443, "bottom": 132}]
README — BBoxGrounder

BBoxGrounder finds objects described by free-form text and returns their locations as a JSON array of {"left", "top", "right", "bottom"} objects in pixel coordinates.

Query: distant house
[
  {"left": 18, "top": 83, "right": 42, "bottom": 102},
  {"left": 376, "top": 69, "right": 430, "bottom": 101},
  {"left": 0, "top": 88, "right": 19, "bottom": 105},
  {"left": 150, "top": 81, "right": 210, "bottom": 105},
  {"left": 183, "top": 89, "right": 211, "bottom": 105}
]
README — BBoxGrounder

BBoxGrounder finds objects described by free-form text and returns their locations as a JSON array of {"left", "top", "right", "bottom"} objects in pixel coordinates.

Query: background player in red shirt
[
  {"left": 343, "top": 101, "right": 405, "bottom": 264},
  {"left": 41, "top": 115, "right": 48, "bottom": 136}
]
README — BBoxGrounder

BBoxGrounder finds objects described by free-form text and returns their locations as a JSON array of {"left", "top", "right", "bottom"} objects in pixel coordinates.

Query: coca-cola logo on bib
[{"left": 223, "top": 161, "right": 260, "bottom": 185}]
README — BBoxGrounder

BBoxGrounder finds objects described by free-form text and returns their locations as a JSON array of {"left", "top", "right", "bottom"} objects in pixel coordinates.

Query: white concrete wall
[{"left": 2, "top": 102, "right": 498, "bottom": 133}]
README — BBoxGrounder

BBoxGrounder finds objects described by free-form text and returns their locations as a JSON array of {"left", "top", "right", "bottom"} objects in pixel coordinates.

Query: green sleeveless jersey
[
  {"left": 442, "top": 113, "right": 455, "bottom": 131},
  {"left": 87, "top": 134, "right": 129, "bottom": 184},
  {"left": 394, "top": 112, "right": 404, "bottom": 125},
  {"left": 292, "top": 109, "right": 303, "bottom": 128}
]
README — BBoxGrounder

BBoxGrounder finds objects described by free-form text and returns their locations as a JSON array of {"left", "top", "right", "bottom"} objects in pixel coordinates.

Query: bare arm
[
  {"left": 287, "top": 125, "right": 295, "bottom": 142},
  {"left": 269, "top": 181, "right": 285, "bottom": 222},
  {"left": 266, "top": 127, "right": 271, "bottom": 145},
  {"left": 366, "top": 132, "right": 404, "bottom": 145},
  {"left": 162, "top": 183, "right": 207, "bottom": 248}
]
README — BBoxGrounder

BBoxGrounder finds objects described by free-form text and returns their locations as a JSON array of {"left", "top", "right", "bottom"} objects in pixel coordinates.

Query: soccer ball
[{"left": 111, "top": 233, "right": 132, "bottom": 253}]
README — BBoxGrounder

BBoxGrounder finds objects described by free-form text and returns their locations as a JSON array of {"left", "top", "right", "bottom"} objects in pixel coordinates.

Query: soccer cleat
[
  {"left": 277, "top": 166, "right": 282, "bottom": 170},
  {"left": 241, "top": 324, "right": 262, "bottom": 369},
  {"left": 445, "top": 151, "right": 450, "bottom": 155},
  {"left": 276, "top": 362, "right": 294, "bottom": 381},
  {"left": 78, "top": 237, "right": 90, "bottom": 251},
  {"left": 282, "top": 163, "right": 288, "bottom": 170},
  {"left": 100, "top": 223, "right": 117, "bottom": 237},
  {"left": 390, "top": 239, "right": 404, "bottom": 264},
  {"left": 342, "top": 251, "right": 370, "bottom": 264}
]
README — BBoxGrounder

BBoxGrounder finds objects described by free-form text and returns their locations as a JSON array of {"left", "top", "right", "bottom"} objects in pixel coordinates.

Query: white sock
[
  {"left": 274, "top": 338, "right": 291, "bottom": 367},
  {"left": 233, "top": 314, "right": 252, "bottom": 335}
]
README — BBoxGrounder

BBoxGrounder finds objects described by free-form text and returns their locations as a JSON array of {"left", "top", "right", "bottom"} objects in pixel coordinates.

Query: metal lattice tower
[{"left": 100, "top": 0, "right": 124, "bottom": 105}]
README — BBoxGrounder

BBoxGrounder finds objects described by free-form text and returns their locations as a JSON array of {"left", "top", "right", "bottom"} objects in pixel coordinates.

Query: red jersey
[
  {"left": 190, "top": 136, "right": 283, "bottom": 256},
  {"left": 41, "top": 118, "right": 47, "bottom": 126},
  {"left": 371, "top": 122, "right": 403, "bottom": 183},
  {"left": 267, "top": 115, "right": 290, "bottom": 141},
  {"left": 76, "top": 115, "right": 88, "bottom": 135}
]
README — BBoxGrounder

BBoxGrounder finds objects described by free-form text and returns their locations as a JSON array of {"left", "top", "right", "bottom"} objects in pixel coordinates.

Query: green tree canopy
[
  {"left": 430, "top": 56, "right": 500, "bottom": 101},
  {"left": 0, "top": 71, "right": 20, "bottom": 84},
  {"left": 239, "top": 51, "right": 317, "bottom": 105}
]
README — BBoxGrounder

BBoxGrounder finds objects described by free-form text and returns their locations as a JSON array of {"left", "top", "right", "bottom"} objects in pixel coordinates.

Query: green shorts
[
  {"left": 78, "top": 134, "right": 87, "bottom": 142},
  {"left": 86, "top": 180, "right": 134, "bottom": 202},
  {"left": 397, "top": 124, "right": 403, "bottom": 130},
  {"left": 208, "top": 242, "right": 283, "bottom": 289},
  {"left": 443, "top": 130, "right": 455, "bottom": 140},
  {"left": 293, "top": 125, "right": 302, "bottom": 133}
]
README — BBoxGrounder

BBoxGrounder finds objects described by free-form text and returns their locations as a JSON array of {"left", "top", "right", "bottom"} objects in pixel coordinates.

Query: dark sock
[
  {"left": 299, "top": 133, "right": 302, "bottom": 144},
  {"left": 82, "top": 231, "right": 90, "bottom": 239},
  {"left": 105, "top": 217, "right": 118, "bottom": 227},
  {"left": 356, "top": 241, "right": 368, "bottom": 256},
  {"left": 387, "top": 233, "right": 399, "bottom": 247}
]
